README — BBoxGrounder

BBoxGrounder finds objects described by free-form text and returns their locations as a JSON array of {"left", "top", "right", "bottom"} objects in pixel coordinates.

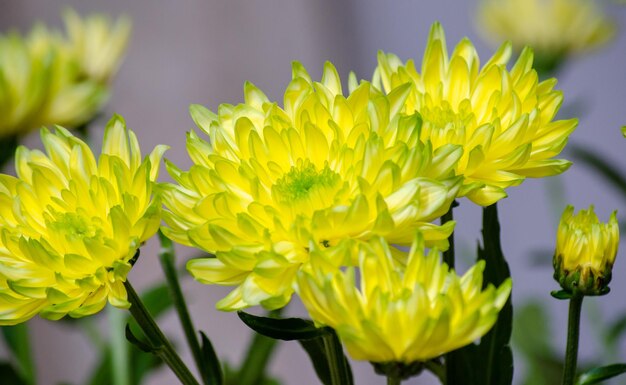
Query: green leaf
[
  {"left": 576, "top": 364, "right": 626, "bottom": 385},
  {"left": 237, "top": 312, "right": 352, "bottom": 385},
  {"left": 1, "top": 323, "right": 35, "bottom": 385},
  {"left": 475, "top": 203, "right": 513, "bottom": 385},
  {"left": 237, "top": 311, "right": 325, "bottom": 341},
  {"left": 551, "top": 290, "right": 573, "bottom": 300},
  {"left": 125, "top": 324, "right": 154, "bottom": 353},
  {"left": 0, "top": 362, "right": 27, "bottom": 385},
  {"left": 199, "top": 332, "right": 223, "bottom": 385}
]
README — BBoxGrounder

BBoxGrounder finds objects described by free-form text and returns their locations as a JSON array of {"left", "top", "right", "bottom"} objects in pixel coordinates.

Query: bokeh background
[{"left": 1, "top": 0, "right": 626, "bottom": 384}]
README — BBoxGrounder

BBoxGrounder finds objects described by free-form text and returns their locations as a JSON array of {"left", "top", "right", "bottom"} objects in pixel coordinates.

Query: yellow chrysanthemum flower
[
  {"left": 0, "top": 10, "right": 130, "bottom": 139},
  {"left": 162, "top": 62, "right": 463, "bottom": 311},
  {"left": 297, "top": 234, "right": 512, "bottom": 363},
  {"left": 554, "top": 205, "right": 619, "bottom": 296},
  {"left": 375, "top": 22, "right": 577, "bottom": 206},
  {"left": 62, "top": 8, "right": 131, "bottom": 84},
  {"left": 0, "top": 116, "right": 166, "bottom": 324},
  {"left": 478, "top": 0, "right": 615, "bottom": 69}
]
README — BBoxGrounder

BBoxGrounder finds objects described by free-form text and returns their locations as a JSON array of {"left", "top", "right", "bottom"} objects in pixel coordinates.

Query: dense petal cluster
[
  {"left": 0, "top": 116, "right": 166, "bottom": 324},
  {"left": 478, "top": 0, "right": 615, "bottom": 66},
  {"left": 162, "top": 62, "right": 462, "bottom": 310},
  {"left": 0, "top": 9, "right": 130, "bottom": 138},
  {"left": 298, "top": 234, "right": 512, "bottom": 363},
  {"left": 375, "top": 22, "right": 577, "bottom": 205},
  {"left": 554, "top": 205, "right": 619, "bottom": 296}
]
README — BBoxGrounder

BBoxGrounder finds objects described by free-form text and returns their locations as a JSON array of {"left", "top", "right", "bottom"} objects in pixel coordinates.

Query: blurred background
[{"left": 1, "top": 0, "right": 626, "bottom": 384}]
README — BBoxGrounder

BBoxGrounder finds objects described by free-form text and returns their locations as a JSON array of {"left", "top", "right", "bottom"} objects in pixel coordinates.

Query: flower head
[
  {"left": 162, "top": 62, "right": 462, "bottom": 311},
  {"left": 0, "top": 116, "right": 167, "bottom": 324},
  {"left": 297, "top": 234, "right": 512, "bottom": 363},
  {"left": 62, "top": 8, "right": 131, "bottom": 84},
  {"left": 554, "top": 205, "right": 619, "bottom": 296},
  {"left": 375, "top": 22, "right": 577, "bottom": 206},
  {"left": 0, "top": 10, "right": 130, "bottom": 138},
  {"left": 478, "top": 0, "right": 615, "bottom": 71}
]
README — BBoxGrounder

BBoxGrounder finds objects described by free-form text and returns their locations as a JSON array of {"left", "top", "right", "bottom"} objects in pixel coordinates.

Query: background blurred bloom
[
  {"left": 162, "top": 62, "right": 463, "bottom": 311},
  {"left": 62, "top": 8, "right": 131, "bottom": 84},
  {"left": 0, "top": 116, "right": 166, "bottom": 324},
  {"left": 0, "top": 9, "right": 129, "bottom": 139},
  {"left": 375, "top": 22, "right": 577, "bottom": 206},
  {"left": 297, "top": 234, "right": 512, "bottom": 363},
  {"left": 478, "top": 0, "right": 616, "bottom": 72},
  {"left": 553, "top": 205, "right": 619, "bottom": 296}
]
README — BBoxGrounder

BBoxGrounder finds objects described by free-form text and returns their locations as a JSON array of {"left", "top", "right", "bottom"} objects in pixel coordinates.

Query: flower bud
[{"left": 553, "top": 205, "right": 619, "bottom": 296}]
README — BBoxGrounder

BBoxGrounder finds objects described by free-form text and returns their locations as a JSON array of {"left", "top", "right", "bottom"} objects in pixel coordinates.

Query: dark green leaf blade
[
  {"left": 199, "top": 332, "right": 223, "bottom": 385},
  {"left": 476, "top": 203, "right": 513, "bottom": 385},
  {"left": 576, "top": 364, "right": 626, "bottom": 385},
  {"left": 1, "top": 323, "right": 35, "bottom": 385},
  {"left": 0, "top": 361, "right": 27, "bottom": 385},
  {"left": 237, "top": 312, "right": 325, "bottom": 341}
]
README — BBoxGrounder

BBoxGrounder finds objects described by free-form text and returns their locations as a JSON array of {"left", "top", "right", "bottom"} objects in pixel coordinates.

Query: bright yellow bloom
[
  {"left": 554, "top": 205, "right": 619, "bottom": 296},
  {"left": 375, "top": 22, "right": 577, "bottom": 206},
  {"left": 62, "top": 8, "right": 131, "bottom": 84},
  {"left": 0, "top": 116, "right": 166, "bottom": 324},
  {"left": 162, "top": 62, "right": 463, "bottom": 311},
  {"left": 0, "top": 10, "right": 130, "bottom": 138},
  {"left": 478, "top": 0, "right": 615, "bottom": 65},
  {"left": 297, "top": 234, "right": 512, "bottom": 363}
]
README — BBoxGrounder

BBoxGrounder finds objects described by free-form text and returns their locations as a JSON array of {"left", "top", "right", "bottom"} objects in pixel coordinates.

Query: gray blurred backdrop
[{"left": 1, "top": 1, "right": 626, "bottom": 384}]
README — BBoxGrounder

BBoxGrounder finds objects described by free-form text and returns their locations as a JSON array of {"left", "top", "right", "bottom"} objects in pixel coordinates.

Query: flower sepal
[
  {"left": 371, "top": 361, "right": 424, "bottom": 381},
  {"left": 553, "top": 256, "right": 612, "bottom": 297}
]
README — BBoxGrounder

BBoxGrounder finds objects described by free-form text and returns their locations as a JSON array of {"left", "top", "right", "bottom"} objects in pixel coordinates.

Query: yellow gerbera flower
[
  {"left": 297, "top": 234, "right": 512, "bottom": 363},
  {"left": 375, "top": 22, "right": 577, "bottom": 206},
  {"left": 554, "top": 205, "right": 619, "bottom": 296},
  {"left": 0, "top": 116, "right": 166, "bottom": 324},
  {"left": 162, "top": 62, "right": 463, "bottom": 311},
  {"left": 478, "top": 0, "right": 615, "bottom": 68}
]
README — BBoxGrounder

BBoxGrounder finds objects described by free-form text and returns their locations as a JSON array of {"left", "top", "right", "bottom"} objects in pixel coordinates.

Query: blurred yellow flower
[
  {"left": 62, "top": 8, "right": 131, "bottom": 84},
  {"left": 375, "top": 22, "right": 577, "bottom": 206},
  {"left": 478, "top": 0, "right": 615, "bottom": 70},
  {"left": 0, "top": 10, "right": 130, "bottom": 139},
  {"left": 297, "top": 234, "right": 512, "bottom": 363},
  {"left": 0, "top": 116, "right": 166, "bottom": 324},
  {"left": 162, "top": 62, "right": 463, "bottom": 311},
  {"left": 554, "top": 205, "right": 619, "bottom": 296}
]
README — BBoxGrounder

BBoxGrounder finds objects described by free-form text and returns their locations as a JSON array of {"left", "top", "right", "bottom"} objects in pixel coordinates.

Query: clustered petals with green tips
[
  {"left": 374, "top": 22, "right": 577, "bottom": 206},
  {"left": 0, "top": 116, "right": 166, "bottom": 324},
  {"left": 0, "top": 9, "right": 130, "bottom": 138},
  {"left": 554, "top": 205, "right": 619, "bottom": 296},
  {"left": 161, "top": 61, "right": 463, "bottom": 311},
  {"left": 297, "top": 234, "right": 512, "bottom": 363}
]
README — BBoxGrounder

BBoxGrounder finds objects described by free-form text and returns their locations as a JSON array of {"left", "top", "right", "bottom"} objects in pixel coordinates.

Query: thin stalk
[
  {"left": 387, "top": 374, "right": 401, "bottom": 385},
  {"left": 562, "top": 295, "right": 584, "bottom": 385},
  {"left": 108, "top": 306, "right": 130, "bottom": 385},
  {"left": 2, "top": 323, "right": 35, "bottom": 385},
  {"left": 157, "top": 231, "right": 206, "bottom": 383},
  {"left": 238, "top": 332, "right": 277, "bottom": 385},
  {"left": 124, "top": 280, "right": 201, "bottom": 385},
  {"left": 324, "top": 334, "right": 342, "bottom": 385},
  {"left": 424, "top": 359, "right": 445, "bottom": 384}
]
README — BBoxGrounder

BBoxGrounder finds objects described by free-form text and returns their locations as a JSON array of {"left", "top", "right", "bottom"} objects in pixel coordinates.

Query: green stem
[
  {"left": 108, "top": 306, "right": 129, "bottom": 385},
  {"left": 562, "top": 295, "right": 584, "bottom": 385},
  {"left": 425, "top": 359, "right": 446, "bottom": 384},
  {"left": 387, "top": 374, "right": 401, "bottom": 385},
  {"left": 157, "top": 231, "right": 207, "bottom": 384},
  {"left": 238, "top": 332, "right": 277, "bottom": 385},
  {"left": 124, "top": 280, "right": 200, "bottom": 385},
  {"left": 1, "top": 323, "right": 35, "bottom": 385},
  {"left": 441, "top": 200, "right": 457, "bottom": 269}
]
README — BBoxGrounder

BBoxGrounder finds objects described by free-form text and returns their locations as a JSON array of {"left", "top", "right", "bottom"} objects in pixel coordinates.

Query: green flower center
[
  {"left": 49, "top": 211, "right": 99, "bottom": 240},
  {"left": 419, "top": 102, "right": 473, "bottom": 146},
  {"left": 274, "top": 162, "right": 340, "bottom": 204}
]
